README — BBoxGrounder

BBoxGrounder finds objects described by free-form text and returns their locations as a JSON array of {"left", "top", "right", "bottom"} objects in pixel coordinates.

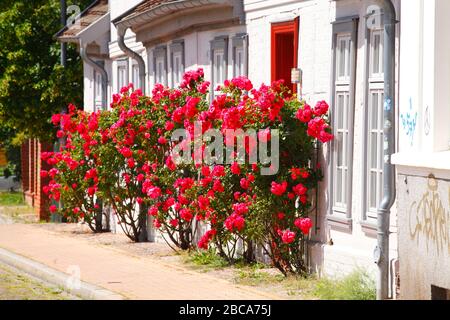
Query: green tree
[{"left": 0, "top": 0, "right": 91, "bottom": 143}]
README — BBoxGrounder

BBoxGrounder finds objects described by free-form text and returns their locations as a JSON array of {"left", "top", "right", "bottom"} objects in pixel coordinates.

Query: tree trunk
[
  {"left": 137, "top": 204, "right": 148, "bottom": 242},
  {"left": 95, "top": 199, "right": 103, "bottom": 233}
]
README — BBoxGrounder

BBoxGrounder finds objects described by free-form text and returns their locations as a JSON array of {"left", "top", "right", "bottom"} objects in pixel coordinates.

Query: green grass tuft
[
  {"left": 235, "top": 269, "right": 285, "bottom": 286},
  {"left": 313, "top": 268, "right": 376, "bottom": 300},
  {"left": 185, "top": 249, "right": 230, "bottom": 270},
  {"left": 0, "top": 191, "right": 25, "bottom": 206}
]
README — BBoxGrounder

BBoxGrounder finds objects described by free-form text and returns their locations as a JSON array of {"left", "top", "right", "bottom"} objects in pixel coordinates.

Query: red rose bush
[{"left": 45, "top": 69, "right": 333, "bottom": 275}]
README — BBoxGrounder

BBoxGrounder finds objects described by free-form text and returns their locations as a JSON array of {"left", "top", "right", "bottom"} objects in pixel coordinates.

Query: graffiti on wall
[
  {"left": 409, "top": 176, "right": 450, "bottom": 256},
  {"left": 424, "top": 105, "right": 431, "bottom": 136},
  {"left": 401, "top": 98, "right": 418, "bottom": 146}
]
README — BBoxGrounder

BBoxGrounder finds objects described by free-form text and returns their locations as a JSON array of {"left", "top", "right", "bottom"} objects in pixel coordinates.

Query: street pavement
[
  {"left": 0, "top": 213, "right": 12, "bottom": 225},
  {"left": 0, "top": 223, "right": 280, "bottom": 300}
]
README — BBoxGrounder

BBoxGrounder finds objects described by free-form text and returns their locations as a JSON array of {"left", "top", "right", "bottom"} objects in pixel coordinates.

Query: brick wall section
[
  {"left": 24, "top": 139, "right": 34, "bottom": 206},
  {"left": 20, "top": 142, "right": 29, "bottom": 193},
  {"left": 30, "top": 139, "right": 35, "bottom": 194},
  {"left": 22, "top": 138, "right": 52, "bottom": 221},
  {"left": 35, "top": 141, "right": 52, "bottom": 221},
  {"left": 34, "top": 139, "right": 38, "bottom": 196}
]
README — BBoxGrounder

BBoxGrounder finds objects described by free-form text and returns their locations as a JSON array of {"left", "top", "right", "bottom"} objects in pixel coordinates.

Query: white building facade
[{"left": 56, "top": 0, "right": 450, "bottom": 300}]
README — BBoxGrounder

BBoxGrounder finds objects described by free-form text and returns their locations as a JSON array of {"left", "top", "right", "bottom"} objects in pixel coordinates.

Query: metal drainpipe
[
  {"left": 79, "top": 41, "right": 109, "bottom": 231},
  {"left": 115, "top": 25, "right": 149, "bottom": 242},
  {"left": 116, "top": 25, "right": 146, "bottom": 94},
  {"left": 60, "top": 0, "right": 67, "bottom": 67},
  {"left": 374, "top": 0, "right": 397, "bottom": 300},
  {"left": 79, "top": 42, "right": 108, "bottom": 111}
]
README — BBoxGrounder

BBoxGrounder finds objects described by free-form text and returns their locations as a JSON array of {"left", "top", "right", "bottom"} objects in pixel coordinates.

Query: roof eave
[
  {"left": 54, "top": 0, "right": 103, "bottom": 40},
  {"left": 113, "top": 0, "right": 235, "bottom": 30}
]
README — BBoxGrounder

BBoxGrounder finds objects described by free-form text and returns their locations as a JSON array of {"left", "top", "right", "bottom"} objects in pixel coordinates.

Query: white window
[
  {"left": 211, "top": 36, "right": 228, "bottom": 97},
  {"left": 93, "top": 69, "right": 103, "bottom": 111},
  {"left": 366, "top": 88, "right": 384, "bottom": 217},
  {"left": 170, "top": 41, "right": 184, "bottom": 88},
  {"left": 331, "top": 35, "right": 353, "bottom": 214},
  {"left": 117, "top": 59, "right": 128, "bottom": 92},
  {"left": 173, "top": 53, "right": 183, "bottom": 86},
  {"left": 333, "top": 34, "right": 352, "bottom": 212},
  {"left": 364, "top": 27, "right": 385, "bottom": 221},
  {"left": 235, "top": 48, "right": 244, "bottom": 77},
  {"left": 214, "top": 49, "right": 225, "bottom": 86},
  {"left": 336, "top": 35, "right": 351, "bottom": 83},
  {"left": 155, "top": 57, "right": 165, "bottom": 84},
  {"left": 369, "top": 29, "right": 384, "bottom": 80},
  {"left": 153, "top": 46, "right": 168, "bottom": 87},
  {"left": 132, "top": 63, "right": 140, "bottom": 90},
  {"left": 232, "top": 34, "right": 248, "bottom": 78},
  {"left": 328, "top": 19, "right": 358, "bottom": 227},
  {"left": 333, "top": 91, "right": 350, "bottom": 209}
]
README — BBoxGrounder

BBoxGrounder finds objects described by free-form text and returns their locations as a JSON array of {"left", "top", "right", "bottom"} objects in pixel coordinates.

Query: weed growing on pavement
[
  {"left": 235, "top": 269, "right": 285, "bottom": 286},
  {"left": 0, "top": 263, "right": 77, "bottom": 300},
  {"left": 313, "top": 268, "right": 376, "bottom": 300},
  {"left": 184, "top": 249, "right": 230, "bottom": 270}
]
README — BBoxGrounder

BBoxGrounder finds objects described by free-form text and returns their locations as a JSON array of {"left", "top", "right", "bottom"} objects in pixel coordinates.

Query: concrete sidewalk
[{"left": 0, "top": 224, "right": 280, "bottom": 300}]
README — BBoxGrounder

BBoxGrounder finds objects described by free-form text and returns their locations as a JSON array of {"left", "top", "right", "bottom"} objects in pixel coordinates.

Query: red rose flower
[
  {"left": 293, "top": 183, "right": 308, "bottom": 196},
  {"left": 213, "top": 180, "right": 224, "bottom": 193},
  {"left": 314, "top": 101, "right": 329, "bottom": 116},
  {"left": 294, "top": 217, "right": 313, "bottom": 235},
  {"left": 271, "top": 181, "right": 288, "bottom": 196},
  {"left": 180, "top": 208, "right": 193, "bottom": 222},
  {"left": 148, "top": 206, "right": 158, "bottom": 216},
  {"left": 240, "top": 178, "right": 250, "bottom": 190},
  {"left": 296, "top": 104, "right": 313, "bottom": 123},
  {"left": 231, "top": 162, "right": 241, "bottom": 175},
  {"left": 165, "top": 156, "right": 176, "bottom": 171},
  {"left": 281, "top": 230, "right": 296, "bottom": 244},
  {"left": 170, "top": 219, "right": 179, "bottom": 227}
]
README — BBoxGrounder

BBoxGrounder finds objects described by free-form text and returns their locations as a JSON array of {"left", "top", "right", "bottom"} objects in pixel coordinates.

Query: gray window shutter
[{"left": 327, "top": 16, "right": 359, "bottom": 229}]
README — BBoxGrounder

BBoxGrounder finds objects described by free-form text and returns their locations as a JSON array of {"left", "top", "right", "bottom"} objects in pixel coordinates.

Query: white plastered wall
[{"left": 244, "top": 0, "right": 400, "bottom": 284}]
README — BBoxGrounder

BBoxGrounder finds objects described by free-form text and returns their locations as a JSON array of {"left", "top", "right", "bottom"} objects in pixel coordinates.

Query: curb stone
[{"left": 0, "top": 247, "right": 125, "bottom": 300}]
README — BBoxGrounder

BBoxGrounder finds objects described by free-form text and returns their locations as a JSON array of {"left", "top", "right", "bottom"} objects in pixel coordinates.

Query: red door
[{"left": 271, "top": 17, "right": 299, "bottom": 94}]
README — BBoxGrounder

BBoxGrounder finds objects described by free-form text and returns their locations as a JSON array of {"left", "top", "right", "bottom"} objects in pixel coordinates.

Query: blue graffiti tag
[
  {"left": 400, "top": 98, "right": 418, "bottom": 146},
  {"left": 384, "top": 98, "right": 392, "bottom": 111}
]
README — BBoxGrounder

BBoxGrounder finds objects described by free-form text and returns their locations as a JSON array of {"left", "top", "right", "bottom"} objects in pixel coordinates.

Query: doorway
[{"left": 271, "top": 17, "right": 299, "bottom": 94}]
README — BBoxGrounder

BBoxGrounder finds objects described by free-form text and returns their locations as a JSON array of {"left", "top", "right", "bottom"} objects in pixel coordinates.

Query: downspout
[
  {"left": 79, "top": 41, "right": 108, "bottom": 111},
  {"left": 60, "top": 0, "right": 67, "bottom": 67},
  {"left": 115, "top": 25, "right": 148, "bottom": 242},
  {"left": 79, "top": 41, "right": 109, "bottom": 232},
  {"left": 374, "top": 0, "right": 397, "bottom": 300},
  {"left": 116, "top": 25, "right": 146, "bottom": 94}
]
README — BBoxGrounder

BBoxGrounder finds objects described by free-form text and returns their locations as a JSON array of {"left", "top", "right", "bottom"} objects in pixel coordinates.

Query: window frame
[
  {"left": 210, "top": 36, "right": 229, "bottom": 98},
  {"left": 131, "top": 62, "right": 140, "bottom": 90},
  {"left": 327, "top": 16, "right": 359, "bottom": 231},
  {"left": 93, "top": 61, "right": 104, "bottom": 112},
  {"left": 362, "top": 17, "right": 386, "bottom": 229},
  {"left": 117, "top": 59, "right": 129, "bottom": 93},
  {"left": 170, "top": 40, "right": 185, "bottom": 88},
  {"left": 232, "top": 34, "right": 248, "bottom": 78},
  {"left": 153, "top": 45, "right": 168, "bottom": 87}
]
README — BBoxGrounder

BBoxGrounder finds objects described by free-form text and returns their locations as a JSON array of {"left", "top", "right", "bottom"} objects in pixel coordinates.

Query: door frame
[{"left": 271, "top": 17, "right": 299, "bottom": 94}]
